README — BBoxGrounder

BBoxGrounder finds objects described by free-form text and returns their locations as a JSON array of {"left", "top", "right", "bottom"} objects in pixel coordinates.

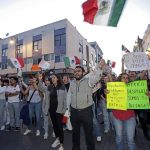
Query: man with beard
[{"left": 67, "top": 61, "right": 105, "bottom": 150}]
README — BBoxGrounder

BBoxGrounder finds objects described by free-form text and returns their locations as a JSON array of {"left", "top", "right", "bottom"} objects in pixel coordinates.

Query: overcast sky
[{"left": 0, "top": 0, "right": 150, "bottom": 75}]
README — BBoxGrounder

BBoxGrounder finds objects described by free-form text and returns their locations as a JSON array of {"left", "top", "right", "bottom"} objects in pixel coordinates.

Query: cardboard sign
[
  {"left": 123, "top": 52, "right": 149, "bottom": 71},
  {"left": 127, "top": 80, "right": 150, "bottom": 109},
  {"left": 107, "top": 81, "right": 150, "bottom": 110},
  {"left": 107, "top": 82, "right": 127, "bottom": 110}
]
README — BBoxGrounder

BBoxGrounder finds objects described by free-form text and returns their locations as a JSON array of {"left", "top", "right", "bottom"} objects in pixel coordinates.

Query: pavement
[{"left": 0, "top": 124, "right": 150, "bottom": 150}]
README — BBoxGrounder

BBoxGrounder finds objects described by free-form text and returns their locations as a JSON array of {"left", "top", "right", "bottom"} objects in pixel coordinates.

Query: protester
[
  {"left": 0, "top": 79, "right": 7, "bottom": 130},
  {"left": 112, "top": 73, "right": 136, "bottom": 150},
  {"left": 5, "top": 77, "right": 20, "bottom": 131},
  {"left": 22, "top": 77, "right": 42, "bottom": 136},
  {"left": 63, "top": 75, "right": 70, "bottom": 92},
  {"left": 38, "top": 73, "right": 67, "bottom": 150},
  {"left": 67, "top": 60, "right": 105, "bottom": 150},
  {"left": 37, "top": 73, "right": 50, "bottom": 139},
  {"left": 92, "top": 91, "right": 102, "bottom": 142},
  {"left": 99, "top": 73, "right": 112, "bottom": 133}
]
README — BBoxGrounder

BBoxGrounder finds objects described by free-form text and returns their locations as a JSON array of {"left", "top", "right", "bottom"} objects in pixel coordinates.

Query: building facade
[
  {"left": 143, "top": 24, "right": 150, "bottom": 52},
  {"left": 0, "top": 19, "right": 103, "bottom": 76}
]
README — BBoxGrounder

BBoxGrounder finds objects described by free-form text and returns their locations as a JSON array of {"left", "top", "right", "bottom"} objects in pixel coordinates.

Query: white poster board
[{"left": 123, "top": 52, "right": 149, "bottom": 71}]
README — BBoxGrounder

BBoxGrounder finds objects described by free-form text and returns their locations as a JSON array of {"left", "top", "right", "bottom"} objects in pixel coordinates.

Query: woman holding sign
[{"left": 112, "top": 73, "right": 136, "bottom": 150}]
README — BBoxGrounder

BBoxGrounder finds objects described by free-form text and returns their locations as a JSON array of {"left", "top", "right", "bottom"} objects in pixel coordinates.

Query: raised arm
[
  {"left": 88, "top": 60, "right": 105, "bottom": 87},
  {"left": 121, "top": 57, "right": 125, "bottom": 73}
]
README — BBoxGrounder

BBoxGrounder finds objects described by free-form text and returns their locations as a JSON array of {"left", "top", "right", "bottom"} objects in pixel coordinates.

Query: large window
[
  {"left": 44, "top": 53, "right": 54, "bottom": 61},
  {"left": 2, "top": 49, "right": 7, "bottom": 56},
  {"left": 16, "top": 39, "right": 23, "bottom": 58},
  {"left": 55, "top": 34, "right": 66, "bottom": 46},
  {"left": 54, "top": 28, "right": 66, "bottom": 55},
  {"left": 24, "top": 57, "right": 33, "bottom": 64},
  {"left": 33, "top": 34, "right": 42, "bottom": 52},
  {"left": 55, "top": 55, "right": 65, "bottom": 63},
  {"left": 33, "top": 40, "right": 42, "bottom": 51}
]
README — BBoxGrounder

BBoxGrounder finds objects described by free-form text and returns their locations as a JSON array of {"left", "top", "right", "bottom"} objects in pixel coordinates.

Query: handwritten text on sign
[
  {"left": 107, "top": 82, "right": 127, "bottom": 110},
  {"left": 127, "top": 80, "right": 150, "bottom": 109},
  {"left": 107, "top": 81, "right": 150, "bottom": 110},
  {"left": 123, "top": 52, "right": 149, "bottom": 71}
]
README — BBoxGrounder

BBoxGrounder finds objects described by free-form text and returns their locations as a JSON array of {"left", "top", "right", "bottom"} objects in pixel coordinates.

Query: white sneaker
[
  {"left": 44, "top": 133, "right": 48, "bottom": 139},
  {"left": 104, "top": 129, "right": 109, "bottom": 133},
  {"left": 0, "top": 125, "right": 5, "bottom": 130},
  {"left": 51, "top": 138, "right": 60, "bottom": 148},
  {"left": 52, "top": 131, "right": 56, "bottom": 138},
  {"left": 96, "top": 136, "right": 102, "bottom": 142},
  {"left": 23, "top": 129, "right": 31, "bottom": 135},
  {"left": 36, "top": 130, "right": 40, "bottom": 136},
  {"left": 58, "top": 146, "right": 64, "bottom": 150}
]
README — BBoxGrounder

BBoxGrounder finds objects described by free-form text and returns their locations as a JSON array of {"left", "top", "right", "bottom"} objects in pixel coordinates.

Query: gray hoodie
[
  {"left": 38, "top": 82, "right": 67, "bottom": 114},
  {"left": 67, "top": 66, "right": 103, "bottom": 109}
]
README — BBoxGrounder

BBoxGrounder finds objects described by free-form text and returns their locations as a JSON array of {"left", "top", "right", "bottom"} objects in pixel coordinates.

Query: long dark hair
[
  {"left": 117, "top": 73, "right": 129, "bottom": 82},
  {"left": 51, "top": 74, "right": 63, "bottom": 88}
]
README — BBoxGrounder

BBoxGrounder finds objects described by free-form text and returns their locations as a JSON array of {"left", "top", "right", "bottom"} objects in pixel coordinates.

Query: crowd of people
[{"left": 0, "top": 58, "right": 150, "bottom": 150}]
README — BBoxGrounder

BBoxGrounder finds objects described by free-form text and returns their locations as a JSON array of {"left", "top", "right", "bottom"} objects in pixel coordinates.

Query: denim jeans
[
  {"left": 92, "top": 103, "right": 102, "bottom": 137},
  {"left": 29, "top": 102, "right": 42, "bottom": 130},
  {"left": 101, "top": 100, "right": 110, "bottom": 130},
  {"left": 8, "top": 102, "right": 20, "bottom": 127},
  {"left": 112, "top": 115, "right": 136, "bottom": 150},
  {"left": 0, "top": 99, "right": 5, "bottom": 127},
  {"left": 43, "top": 113, "right": 49, "bottom": 133}
]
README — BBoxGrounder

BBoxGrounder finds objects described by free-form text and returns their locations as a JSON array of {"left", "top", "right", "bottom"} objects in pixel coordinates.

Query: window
[
  {"left": 33, "top": 40, "right": 42, "bottom": 52},
  {"left": 33, "top": 34, "right": 42, "bottom": 52},
  {"left": 2, "top": 49, "right": 7, "bottom": 56},
  {"left": 24, "top": 57, "right": 33, "bottom": 64},
  {"left": 16, "top": 39, "right": 23, "bottom": 58},
  {"left": 44, "top": 53, "right": 54, "bottom": 61},
  {"left": 83, "top": 59, "right": 87, "bottom": 66},
  {"left": 55, "top": 34, "right": 66, "bottom": 46},
  {"left": 54, "top": 28, "right": 66, "bottom": 55},
  {"left": 16, "top": 44, "right": 23, "bottom": 57},
  {"left": 79, "top": 43, "right": 83, "bottom": 53},
  {"left": 33, "top": 58, "right": 42, "bottom": 64},
  {"left": 55, "top": 56, "right": 60, "bottom": 63},
  {"left": 55, "top": 55, "right": 65, "bottom": 63}
]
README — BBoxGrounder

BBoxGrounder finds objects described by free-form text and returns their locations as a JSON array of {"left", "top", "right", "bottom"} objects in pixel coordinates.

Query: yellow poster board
[{"left": 107, "top": 82, "right": 127, "bottom": 110}]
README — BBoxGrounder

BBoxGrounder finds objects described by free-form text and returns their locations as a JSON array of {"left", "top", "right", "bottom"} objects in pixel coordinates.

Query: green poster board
[
  {"left": 107, "top": 80, "right": 150, "bottom": 110},
  {"left": 127, "top": 80, "right": 150, "bottom": 109}
]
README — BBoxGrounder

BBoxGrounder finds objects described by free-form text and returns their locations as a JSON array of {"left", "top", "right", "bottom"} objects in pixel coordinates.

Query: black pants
[
  {"left": 49, "top": 110, "right": 64, "bottom": 143},
  {"left": 70, "top": 106, "right": 95, "bottom": 150},
  {"left": 137, "top": 110, "right": 149, "bottom": 136}
]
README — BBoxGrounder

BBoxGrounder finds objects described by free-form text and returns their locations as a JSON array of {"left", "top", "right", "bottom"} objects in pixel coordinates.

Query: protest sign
[
  {"left": 107, "top": 81, "right": 150, "bottom": 110},
  {"left": 123, "top": 52, "right": 149, "bottom": 71},
  {"left": 127, "top": 80, "right": 150, "bottom": 109},
  {"left": 107, "top": 82, "right": 127, "bottom": 110}
]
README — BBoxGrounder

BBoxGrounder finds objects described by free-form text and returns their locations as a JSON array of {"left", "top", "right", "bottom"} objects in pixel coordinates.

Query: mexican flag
[
  {"left": 82, "top": 0, "right": 126, "bottom": 27},
  {"left": 38, "top": 60, "right": 51, "bottom": 70},
  {"left": 63, "top": 56, "right": 80, "bottom": 68},
  {"left": 107, "top": 60, "right": 116, "bottom": 68},
  {"left": 10, "top": 58, "right": 24, "bottom": 69},
  {"left": 122, "top": 45, "right": 130, "bottom": 53}
]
